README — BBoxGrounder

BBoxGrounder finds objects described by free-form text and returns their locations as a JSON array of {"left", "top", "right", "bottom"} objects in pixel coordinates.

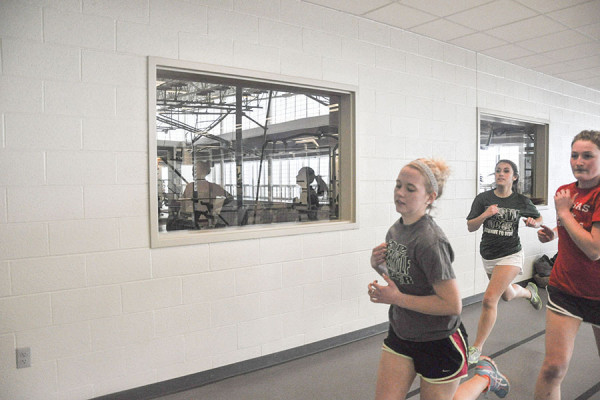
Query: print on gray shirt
[{"left": 386, "top": 240, "right": 413, "bottom": 285}]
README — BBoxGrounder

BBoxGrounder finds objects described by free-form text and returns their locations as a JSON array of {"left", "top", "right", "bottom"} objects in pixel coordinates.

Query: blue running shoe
[{"left": 474, "top": 356, "right": 510, "bottom": 398}]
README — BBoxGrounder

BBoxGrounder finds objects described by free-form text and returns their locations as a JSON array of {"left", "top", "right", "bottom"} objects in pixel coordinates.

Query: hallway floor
[{"left": 156, "top": 288, "right": 600, "bottom": 400}]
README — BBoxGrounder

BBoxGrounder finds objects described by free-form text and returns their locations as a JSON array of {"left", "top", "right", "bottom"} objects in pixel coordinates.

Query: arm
[
  {"left": 561, "top": 219, "right": 600, "bottom": 260},
  {"left": 522, "top": 196, "right": 543, "bottom": 228},
  {"left": 369, "top": 275, "right": 462, "bottom": 316},
  {"left": 555, "top": 189, "right": 600, "bottom": 260},
  {"left": 537, "top": 224, "right": 557, "bottom": 243},
  {"left": 370, "top": 242, "right": 389, "bottom": 276},
  {"left": 467, "top": 204, "right": 498, "bottom": 232},
  {"left": 370, "top": 242, "right": 387, "bottom": 268},
  {"left": 523, "top": 215, "right": 543, "bottom": 228},
  {"left": 209, "top": 183, "right": 233, "bottom": 204}
]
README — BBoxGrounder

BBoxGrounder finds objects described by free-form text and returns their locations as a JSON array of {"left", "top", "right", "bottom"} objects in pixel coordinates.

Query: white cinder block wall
[{"left": 1, "top": 1, "right": 599, "bottom": 399}]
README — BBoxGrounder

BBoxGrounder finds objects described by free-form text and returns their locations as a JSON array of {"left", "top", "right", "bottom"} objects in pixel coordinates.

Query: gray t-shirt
[
  {"left": 466, "top": 190, "right": 540, "bottom": 260},
  {"left": 384, "top": 214, "right": 460, "bottom": 342}
]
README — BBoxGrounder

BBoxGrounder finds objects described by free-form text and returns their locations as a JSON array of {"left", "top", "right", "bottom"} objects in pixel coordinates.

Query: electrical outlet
[{"left": 16, "top": 347, "right": 31, "bottom": 369}]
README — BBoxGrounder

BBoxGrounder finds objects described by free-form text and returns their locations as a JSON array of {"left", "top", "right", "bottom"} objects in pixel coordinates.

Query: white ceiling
[{"left": 302, "top": 0, "right": 600, "bottom": 92}]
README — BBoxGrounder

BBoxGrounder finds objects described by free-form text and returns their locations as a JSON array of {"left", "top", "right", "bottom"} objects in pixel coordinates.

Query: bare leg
[
  {"left": 534, "top": 310, "right": 581, "bottom": 400},
  {"left": 472, "top": 265, "right": 521, "bottom": 351},
  {"left": 500, "top": 281, "right": 532, "bottom": 301},
  {"left": 420, "top": 378, "right": 461, "bottom": 400},
  {"left": 375, "top": 350, "right": 417, "bottom": 400},
  {"left": 452, "top": 375, "right": 488, "bottom": 400}
]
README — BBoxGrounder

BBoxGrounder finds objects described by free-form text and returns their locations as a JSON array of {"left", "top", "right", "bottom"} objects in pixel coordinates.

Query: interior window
[
  {"left": 149, "top": 59, "right": 356, "bottom": 246},
  {"left": 479, "top": 112, "right": 548, "bottom": 205}
]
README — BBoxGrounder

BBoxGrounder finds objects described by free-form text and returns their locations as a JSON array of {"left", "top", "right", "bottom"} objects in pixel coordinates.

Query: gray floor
[{"left": 157, "top": 288, "right": 600, "bottom": 400}]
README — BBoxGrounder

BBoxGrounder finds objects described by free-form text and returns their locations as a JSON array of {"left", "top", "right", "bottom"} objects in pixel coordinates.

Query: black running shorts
[
  {"left": 547, "top": 285, "right": 600, "bottom": 326},
  {"left": 382, "top": 323, "right": 469, "bottom": 383}
]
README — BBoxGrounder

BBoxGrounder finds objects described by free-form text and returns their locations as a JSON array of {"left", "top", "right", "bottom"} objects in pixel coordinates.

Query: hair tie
[{"left": 413, "top": 160, "right": 438, "bottom": 194}]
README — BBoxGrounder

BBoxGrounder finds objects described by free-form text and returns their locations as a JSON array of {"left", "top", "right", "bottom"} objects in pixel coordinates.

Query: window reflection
[
  {"left": 155, "top": 68, "right": 343, "bottom": 232},
  {"left": 479, "top": 113, "right": 548, "bottom": 205}
]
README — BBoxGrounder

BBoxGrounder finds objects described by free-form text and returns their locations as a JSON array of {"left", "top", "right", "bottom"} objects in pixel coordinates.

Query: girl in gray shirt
[{"left": 368, "top": 158, "right": 510, "bottom": 400}]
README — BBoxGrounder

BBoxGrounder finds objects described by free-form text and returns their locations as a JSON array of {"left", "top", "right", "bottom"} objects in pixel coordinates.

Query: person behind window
[
  {"left": 465, "top": 159, "right": 543, "bottom": 364},
  {"left": 182, "top": 160, "right": 233, "bottom": 228},
  {"left": 294, "top": 166, "right": 321, "bottom": 221}
]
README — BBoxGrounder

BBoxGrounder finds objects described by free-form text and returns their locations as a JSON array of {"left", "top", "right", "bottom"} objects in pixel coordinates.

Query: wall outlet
[{"left": 16, "top": 347, "right": 31, "bottom": 369}]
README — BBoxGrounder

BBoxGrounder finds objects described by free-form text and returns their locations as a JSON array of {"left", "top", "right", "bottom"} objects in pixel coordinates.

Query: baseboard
[
  {"left": 93, "top": 288, "right": 504, "bottom": 400},
  {"left": 91, "top": 322, "right": 389, "bottom": 400},
  {"left": 463, "top": 292, "right": 484, "bottom": 306}
]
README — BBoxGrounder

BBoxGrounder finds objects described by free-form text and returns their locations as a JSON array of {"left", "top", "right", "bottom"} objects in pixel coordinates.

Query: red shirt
[{"left": 549, "top": 181, "right": 600, "bottom": 300}]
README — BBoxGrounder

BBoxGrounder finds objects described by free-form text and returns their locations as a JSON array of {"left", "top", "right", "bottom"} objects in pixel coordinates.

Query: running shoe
[
  {"left": 527, "top": 281, "right": 542, "bottom": 310},
  {"left": 467, "top": 345, "right": 481, "bottom": 364},
  {"left": 474, "top": 356, "right": 510, "bottom": 398}
]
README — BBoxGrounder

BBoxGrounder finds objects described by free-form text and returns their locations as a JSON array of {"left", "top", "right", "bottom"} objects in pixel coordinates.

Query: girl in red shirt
[{"left": 535, "top": 130, "right": 600, "bottom": 399}]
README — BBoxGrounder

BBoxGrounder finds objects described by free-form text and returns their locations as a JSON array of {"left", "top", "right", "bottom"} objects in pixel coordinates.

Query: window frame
[
  {"left": 476, "top": 108, "right": 549, "bottom": 206},
  {"left": 148, "top": 57, "right": 357, "bottom": 248}
]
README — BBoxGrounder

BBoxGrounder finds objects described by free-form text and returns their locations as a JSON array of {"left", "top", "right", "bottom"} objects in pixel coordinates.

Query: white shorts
[{"left": 481, "top": 249, "right": 524, "bottom": 275}]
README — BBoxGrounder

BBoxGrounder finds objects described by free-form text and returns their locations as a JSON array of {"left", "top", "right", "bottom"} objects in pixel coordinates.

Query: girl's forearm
[
  {"left": 467, "top": 214, "right": 486, "bottom": 232},
  {"left": 395, "top": 293, "right": 461, "bottom": 316},
  {"left": 558, "top": 211, "right": 600, "bottom": 260}
]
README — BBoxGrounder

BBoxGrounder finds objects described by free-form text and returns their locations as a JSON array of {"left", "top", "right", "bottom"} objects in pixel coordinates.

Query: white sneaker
[
  {"left": 527, "top": 282, "right": 543, "bottom": 310},
  {"left": 467, "top": 346, "right": 481, "bottom": 364}
]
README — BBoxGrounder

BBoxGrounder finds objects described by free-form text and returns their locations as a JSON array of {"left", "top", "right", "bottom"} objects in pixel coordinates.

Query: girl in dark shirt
[{"left": 466, "top": 159, "right": 543, "bottom": 364}]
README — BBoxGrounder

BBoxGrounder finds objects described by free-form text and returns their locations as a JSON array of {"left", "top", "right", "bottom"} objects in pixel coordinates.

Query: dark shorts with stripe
[
  {"left": 382, "top": 323, "right": 469, "bottom": 383},
  {"left": 547, "top": 285, "right": 600, "bottom": 326}
]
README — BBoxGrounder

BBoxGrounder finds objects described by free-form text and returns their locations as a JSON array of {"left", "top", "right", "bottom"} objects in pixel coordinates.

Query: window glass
[
  {"left": 479, "top": 112, "right": 548, "bottom": 205},
  {"left": 151, "top": 61, "right": 355, "bottom": 246}
]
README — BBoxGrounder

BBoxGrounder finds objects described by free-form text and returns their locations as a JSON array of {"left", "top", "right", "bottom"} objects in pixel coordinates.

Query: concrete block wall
[{"left": 0, "top": 0, "right": 599, "bottom": 399}]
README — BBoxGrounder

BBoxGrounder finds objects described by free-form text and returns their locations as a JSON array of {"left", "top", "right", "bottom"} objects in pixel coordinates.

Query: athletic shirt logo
[
  {"left": 483, "top": 207, "right": 518, "bottom": 237},
  {"left": 386, "top": 240, "right": 414, "bottom": 285}
]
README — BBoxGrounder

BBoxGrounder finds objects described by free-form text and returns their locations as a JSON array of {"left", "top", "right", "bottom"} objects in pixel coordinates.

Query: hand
[
  {"left": 485, "top": 204, "right": 499, "bottom": 218},
  {"left": 368, "top": 274, "right": 401, "bottom": 305},
  {"left": 523, "top": 217, "right": 540, "bottom": 228},
  {"left": 537, "top": 224, "right": 556, "bottom": 243},
  {"left": 554, "top": 189, "right": 576, "bottom": 216},
  {"left": 370, "top": 242, "right": 387, "bottom": 269}
]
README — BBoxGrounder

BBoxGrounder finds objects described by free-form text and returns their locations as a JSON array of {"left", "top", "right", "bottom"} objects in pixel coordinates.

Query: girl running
[
  {"left": 466, "top": 159, "right": 543, "bottom": 364},
  {"left": 534, "top": 130, "right": 600, "bottom": 400},
  {"left": 369, "top": 158, "right": 509, "bottom": 400}
]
